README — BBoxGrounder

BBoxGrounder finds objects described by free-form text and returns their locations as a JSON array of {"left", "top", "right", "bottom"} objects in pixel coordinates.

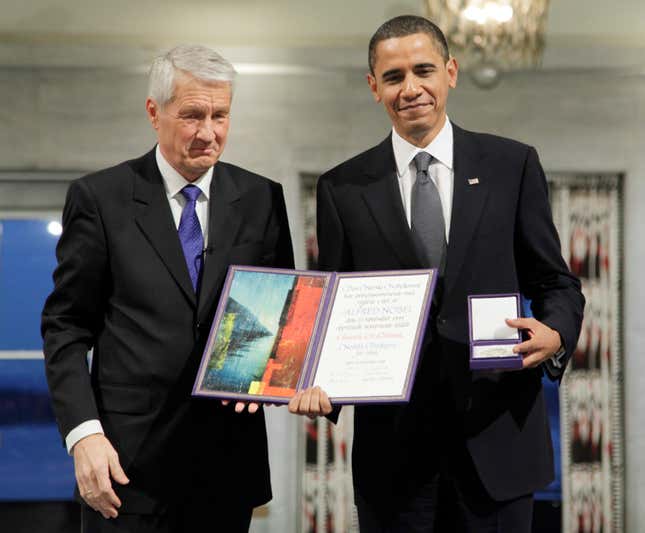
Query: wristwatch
[{"left": 549, "top": 345, "right": 566, "bottom": 369}]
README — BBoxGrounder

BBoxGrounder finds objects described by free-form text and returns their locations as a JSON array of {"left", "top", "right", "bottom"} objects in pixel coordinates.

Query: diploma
[
  {"left": 311, "top": 273, "right": 432, "bottom": 401},
  {"left": 192, "top": 266, "right": 437, "bottom": 404}
]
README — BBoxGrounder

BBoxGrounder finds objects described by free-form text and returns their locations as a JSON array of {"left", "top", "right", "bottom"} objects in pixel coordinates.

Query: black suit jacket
[
  {"left": 42, "top": 148, "right": 294, "bottom": 513},
  {"left": 317, "top": 124, "right": 584, "bottom": 506}
]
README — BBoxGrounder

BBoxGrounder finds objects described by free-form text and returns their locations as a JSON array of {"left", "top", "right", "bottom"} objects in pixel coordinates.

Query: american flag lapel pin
[{"left": 468, "top": 178, "right": 480, "bottom": 185}]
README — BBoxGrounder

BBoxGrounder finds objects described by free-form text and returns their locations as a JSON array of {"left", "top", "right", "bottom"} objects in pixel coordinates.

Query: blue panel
[
  {"left": 0, "top": 359, "right": 75, "bottom": 500},
  {"left": 0, "top": 220, "right": 58, "bottom": 350},
  {"left": 522, "top": 296, "right": 562, "bottom": 501},
  {"left": 0, "top": 218, "right": 75, "bottom": 500},
  {"left": 537, "top": 377, "right": 562, "bottom": 501},
  {"left": 0, "top": 425, "right": 75, "bottom": 500}
]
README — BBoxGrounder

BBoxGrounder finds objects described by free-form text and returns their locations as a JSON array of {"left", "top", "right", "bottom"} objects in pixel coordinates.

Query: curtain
[{"left": 549, "top": 173, "right": 624, "bottom": 533}]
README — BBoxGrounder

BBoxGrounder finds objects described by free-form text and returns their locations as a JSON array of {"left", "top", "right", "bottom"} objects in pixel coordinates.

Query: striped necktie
[{"left": 411, "top": 151, "right": 446, "bottom": 269}]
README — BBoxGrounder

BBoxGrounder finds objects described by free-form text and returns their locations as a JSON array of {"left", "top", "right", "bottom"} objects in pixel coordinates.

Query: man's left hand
[{"left": 506, "top": 317, "right": 562, "bottom": 369}]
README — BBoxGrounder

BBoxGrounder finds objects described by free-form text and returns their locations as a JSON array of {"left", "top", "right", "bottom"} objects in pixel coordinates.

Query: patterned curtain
[
  {"left": 301, "top": 411, "right": 358, "bottom": 533},
  {"left": 299, "top": 173, "right": 358, "bottom": 533},
  {"left": 549, "top": 174, "right": 624, "bottom": 533}
]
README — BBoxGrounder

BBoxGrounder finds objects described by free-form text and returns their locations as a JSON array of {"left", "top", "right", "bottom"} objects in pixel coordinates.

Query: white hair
[{"left": 148, "top": 45, "right": 236, "bottom": 107}]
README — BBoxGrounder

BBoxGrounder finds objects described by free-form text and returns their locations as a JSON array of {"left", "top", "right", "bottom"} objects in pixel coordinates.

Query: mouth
[
  {"left": 398, "top": 102, "right": 431, "bottom": 112},
  {"left": 189, "top": 146, "right": 216, "bottom": 156}
]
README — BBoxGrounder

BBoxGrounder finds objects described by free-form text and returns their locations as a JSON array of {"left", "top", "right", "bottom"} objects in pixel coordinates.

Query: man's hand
[
  {"left": 288, "top": 386, "right": 332, "bottom": 419},
  {"left": 73, "top": 434, "right": 130, "bottom": 519},
  {"left": 221, "top": 400, "right": 261, "bottom": 413},
  {"left": 506, "top": 317, "right": 562, "bottom": 369}
]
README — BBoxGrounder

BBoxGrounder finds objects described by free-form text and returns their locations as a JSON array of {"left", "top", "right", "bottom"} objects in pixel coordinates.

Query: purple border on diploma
[
  {"left": 306, "top": 268, "right": 437, "bottom": 405},
  {"left": 192, "top": 266, "right": 437, "bottom": 404},
  {"left": 467, "top": 293, "right": 523, "bottom": 370},
  {"left": 192, "top": 265, "right": 332, "bottom": 403}
]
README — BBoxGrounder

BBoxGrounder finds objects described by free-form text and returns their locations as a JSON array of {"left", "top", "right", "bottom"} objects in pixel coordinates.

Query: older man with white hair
[{"left": 42, "top": 45, "right": 294, "bottom": 532}]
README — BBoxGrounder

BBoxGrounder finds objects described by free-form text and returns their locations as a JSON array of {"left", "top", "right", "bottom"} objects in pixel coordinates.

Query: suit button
[
  {"left": 196, "top": 322, "right": 201, "bottom": 329},
  {"left": 438, "top": 317, "right": 446, "bottom": 325}
]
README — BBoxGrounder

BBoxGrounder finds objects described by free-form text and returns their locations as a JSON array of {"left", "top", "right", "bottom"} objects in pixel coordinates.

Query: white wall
[{"left": 2, "top": 47, "right": 644, "bottom": 530}]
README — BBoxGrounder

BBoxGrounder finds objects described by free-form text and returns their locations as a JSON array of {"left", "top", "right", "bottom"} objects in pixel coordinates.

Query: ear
[
  {"left": 446, "top": 57, "right": 459, "bottom": 89},
  {"left": 145, "top": 98, "right": 160, "bottom": 130},
  {"left": 366, "top": 73, "right": 381, "bottom": 103}
]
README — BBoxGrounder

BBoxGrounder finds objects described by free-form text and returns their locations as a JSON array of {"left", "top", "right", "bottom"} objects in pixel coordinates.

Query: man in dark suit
[
  {"left": 289, "top": 16, "right": 584, "bottom": 532},
  {"left": 42, "top": 45, "right": 294, "bottom": 532}
]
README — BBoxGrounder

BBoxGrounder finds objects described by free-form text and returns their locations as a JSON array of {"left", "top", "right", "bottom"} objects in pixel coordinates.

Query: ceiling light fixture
[{"left": 425, "top": 0, "right": 550, "bottom": 89}]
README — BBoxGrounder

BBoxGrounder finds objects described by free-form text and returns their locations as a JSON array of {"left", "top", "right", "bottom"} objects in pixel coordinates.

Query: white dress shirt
[
  {"left": 391, "top": 117, "right": 454, "bottom": 240},
  {"left": 64, "top": 146, "right": 211, "bottom": 454}
]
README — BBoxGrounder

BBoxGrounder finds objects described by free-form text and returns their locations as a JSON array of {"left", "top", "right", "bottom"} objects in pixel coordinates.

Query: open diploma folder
[
  {"left": 468, "top": 294, "right": 523, "bottom": 370},
  {"left": 193, "top": 266, "right": 437, "bottom": 404}
]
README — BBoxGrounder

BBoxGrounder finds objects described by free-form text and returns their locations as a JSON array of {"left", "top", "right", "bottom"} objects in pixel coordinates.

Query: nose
[
  {"left": 401, "top": 75, "right": 421, "bottom": 99},
  {"left": 195, "top": 118, "right": 216, "bottom": 142}
]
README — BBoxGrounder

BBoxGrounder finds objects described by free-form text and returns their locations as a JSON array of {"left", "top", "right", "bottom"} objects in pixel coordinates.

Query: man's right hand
[
  {"left": 288, "top": 386, "right": 333, "bottom": 419},
  {"left": 72, "top": 434, "right": 130, "bottom": 519}
]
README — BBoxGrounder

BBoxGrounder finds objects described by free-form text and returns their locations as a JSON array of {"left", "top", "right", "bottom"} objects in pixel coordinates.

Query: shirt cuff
[{"left": 65, "top": 419, "right": 104, "bottom": 455}]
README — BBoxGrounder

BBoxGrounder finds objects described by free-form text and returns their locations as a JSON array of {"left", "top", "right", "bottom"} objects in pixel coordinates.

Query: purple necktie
[{"left": 178, "top": 185, "right": 204, "bottom": 291}]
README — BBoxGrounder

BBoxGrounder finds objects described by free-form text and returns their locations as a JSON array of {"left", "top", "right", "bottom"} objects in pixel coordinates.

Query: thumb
[{"left": 109, "top": 454, "right": 130, "bottom": 485}]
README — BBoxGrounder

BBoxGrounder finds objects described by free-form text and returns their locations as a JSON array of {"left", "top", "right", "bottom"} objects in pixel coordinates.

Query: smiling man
[
  {"left": 42, "top": 45, "right": 293, "bottom": 533},
  {"left": 289, "top": 15, "right": 584, "bottom": 532}
]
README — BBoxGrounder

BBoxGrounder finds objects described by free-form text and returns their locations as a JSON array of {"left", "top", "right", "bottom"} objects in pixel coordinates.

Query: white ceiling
[{"left": 1, "top": 1, "right": 644, "bottom": 70}]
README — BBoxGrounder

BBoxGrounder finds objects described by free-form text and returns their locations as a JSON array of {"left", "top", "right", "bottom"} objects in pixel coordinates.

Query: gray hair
[{"left": 148, "top": 45, "right": 236, "bottom": 107}]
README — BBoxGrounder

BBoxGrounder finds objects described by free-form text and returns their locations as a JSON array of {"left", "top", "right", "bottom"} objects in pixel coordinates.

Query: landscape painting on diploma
[{"left": 197, "top": 269, "right": 326, "bottom": 399}]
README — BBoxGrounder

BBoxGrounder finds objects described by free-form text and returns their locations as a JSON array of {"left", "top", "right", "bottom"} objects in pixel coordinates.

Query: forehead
[
  {"left": 373, "top": 33, "right": 444, "bottom": 72},
  {"left": 170, "top": 75, "right": 232, "bottom": 105}
]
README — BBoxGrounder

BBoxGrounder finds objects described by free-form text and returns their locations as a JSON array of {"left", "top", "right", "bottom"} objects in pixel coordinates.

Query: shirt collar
[
  {"left": 155, "top": 145, "right": 212, "bottom": 200},
  {"left": 391, "top": 117, "right": 454, "bottom": 177}
]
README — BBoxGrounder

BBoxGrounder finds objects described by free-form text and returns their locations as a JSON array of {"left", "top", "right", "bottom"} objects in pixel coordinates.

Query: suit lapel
[
  {"left": 361, "top": 137, "right": 425, "bottom": 268},
  {"left": 133, "top": 150, "right": 196, "bottom": 307},
  {"left": 197, "top": 162, "right": 243, "bottom": 320},
  {"left": 443, "top": 124, "right": 490, "bottom": 298}
]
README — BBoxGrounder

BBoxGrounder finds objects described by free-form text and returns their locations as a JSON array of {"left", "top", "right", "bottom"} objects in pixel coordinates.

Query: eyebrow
[
  {"left": 413, "top": 62, "right": 436, "bottom": 70},
  {"left": 178, "top": 104, "right": 206, "bottom": 114},
  {"left": 381, "top": 62, "right": 437, "bottom": 79},
  {"left": 381, "top": 68, "right": 402, "bottom": 79}
]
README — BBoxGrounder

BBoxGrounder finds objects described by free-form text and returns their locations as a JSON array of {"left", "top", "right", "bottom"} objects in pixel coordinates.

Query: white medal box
[{"left": 468, "top": 294, "right": 523, "bottom": 370}]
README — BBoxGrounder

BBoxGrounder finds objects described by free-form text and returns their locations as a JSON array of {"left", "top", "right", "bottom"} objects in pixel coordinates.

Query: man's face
[
  {"left": 146, "top": 75, "right": 232, "bottom": 181},
  {"left": 367, "top": 33, "right": 458, "bottom": 147}
]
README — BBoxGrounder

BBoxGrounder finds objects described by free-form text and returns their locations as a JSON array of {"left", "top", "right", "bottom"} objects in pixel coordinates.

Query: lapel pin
[{"left": 468, "top": 178, "right": 480, "bottom": 185}]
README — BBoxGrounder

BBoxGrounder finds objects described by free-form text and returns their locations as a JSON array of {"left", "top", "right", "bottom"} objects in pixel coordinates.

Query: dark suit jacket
[
  {"left": 316, "top": 124, "right": 584, "bottom": 507},
  {"left": 42, "top": 148, "right": 294, "bottom": 513}
]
